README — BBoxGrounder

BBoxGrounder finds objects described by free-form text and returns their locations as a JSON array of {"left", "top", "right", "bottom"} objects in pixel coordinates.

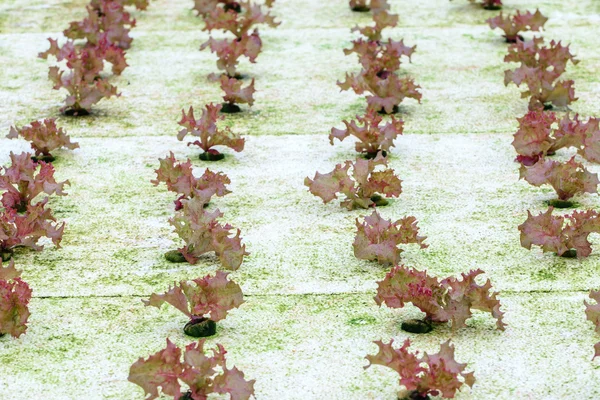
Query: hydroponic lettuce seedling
[
  {"left": 519, "top": 207, "right": 600, "bottom": 258},
  {"left": 0, "top": 259, "right": 32, "bottom": 338},
  {"left": 0, "top": 201, "right": 64, "bottom": 261},
  {"left": 200, "top": 33, "right": 261, "bottom": 79},
  {"left": 349, "top": 0, "right": 389, "bottom": 12},
  {"left": 512, "top": 111, "right": 600, "bottom": 166},
  {"left": 487, "top": 9, "right": 547, "bottom": 43},
  {"left": 220, "top": 76, "right": 255, "bottom": 113},
  {"left": 177, "top": 104, "right": 245, "bottom": 161},
  {"left": 152, "top": 152, "right": 231, "bottom": 210},
  {"left": 354, "top": 210, "right": 427, "bottom": 265},
  {"left": 584, "top": 290, "right": 600, "bottom": 359},
  {"left": 365, "top": 339, "right": 475, "bottom": 399},
  {"left": 330, "top": 109, "right": 404, "bottom": 157},
  {"left": 375, "top": 265, "right": 505, "bottom": 333},
  {"left": 504, "top": 38, "right": 579, "bottom": 110},
  {"left": 304, "top": 154, "right": 402, "bottom": 210},
  {"left": 169, "top": 197, "right": 248, "bottom": 270},
  {"left": 64, "top": 1, "right": 136, "bottom": 49},
  {"left": 519, "top": 156, "right": 598, "bottom": 203},
  {"left": 128, "top": 338, "right": 255, "bottom": 400},
  {"left": 345, "top": 38, "right": 416, "bottom": 77},
  {"left": 39, "top": 39, "right": 121, "bottom": 115},
  {"left": 144, "top": 271, "right": 243, "bottom": 337},
  {"left": 0, "top": 152, "right": 69, "bottom": 212},
  {"left": 7, "top": 119, "right": 79, "bottom": 162}
]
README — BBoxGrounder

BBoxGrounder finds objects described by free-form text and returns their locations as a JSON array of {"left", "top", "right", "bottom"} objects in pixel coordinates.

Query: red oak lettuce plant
[
  {"left": 177, "top": 104, "right": 245, "bottom": 161},
  {"left": 304, "top": 154, "right": 402, "bottom": 210},
  {"left": 504, "top": 38, "right": 579, "bottom": 110},
  {"left": 64, "top": 1, "right": 136, "bottom": 49},
  {"left": 0, "top": 259, "right": 32, "bottom": 338},
  {"left": 329, "top": 109, "right": 404, "bottom": 157},
  {"left": 170, "top": 197, "right": 248, "bottom": 270},
  {"left": 7, "top": 119, "right": 79, "bottom": 162},
  {"left": 128, "top": 338, "right": 255, "bottom": 400},
  {"left": 519, "top": 156, "right": 598, "bottom": 202},
  {"left": 349, "top": 0, "right": 389, "bottom": 12},
  {"left": 365, "top": 339, "right": 475, "bottom": 399},
  {"left": 512, "top": 111, "right": 600, "bottom": 166},
  {"left": 375, "top": 265, "right": 505, "bottom": 332},
  {"left": 584, "top": 290, "right": 600, "bottom": 359},
  {"left": 201, "top": 1, "right": 279, "bottom": 78},
  {"left": 152, "top": 152, "right": 231, "bottom": 210},
  {"left": 518, "top": 207, "right": 600, "bottom": 258},
  {"left": 39, "top": 39, "right": 121, "bottom": 115},
  {"left": 487, "top": 9, "right": 547, "bottom": 43},
  {"left": 144, "top": 271, "right": 243, "bottom": 337},
  {"left": 220, "top": 76, "right": 256, "bottom": 113},
  {"left": 0, "top": 201, "right": 65, "bottom": 261},
  {"left": 0, "top": 152, "right": 69, "bottom": 212},
  {"left": 339, "top": 10, "right": 421, "bottom": 114},
  {"left": 354, "top": 210, "right": 427, "bottom": 265}
]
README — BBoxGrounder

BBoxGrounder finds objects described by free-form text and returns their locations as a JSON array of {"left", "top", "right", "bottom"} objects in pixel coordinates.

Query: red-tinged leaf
[
  {"left": 354, "top": 211, "right": 427, "bottom": 265},
  {"left": 418, "top": 340, "right": 475, "bottom": 398},
  {"left": 0, "top": 152, "right": 69, "bottom": 211},
  {"left": 177, "top": 105, "right": 245, "bottom": 154},
  {"left": 585, "top": 290, "right": 600, "bottom": 335},
  {"left": 212, "top": 366, "right": 256, "bottom": 400},
  {"left": 7, "top": 119, "right": 79, "bottom": 158},
  {"left": 441, "top": 270, "right": 506, "bottom": 331},
  {"left": 144, "top": 283, "right": 192, "bottom": 317},
  {"left": 519, "top": 208, "right": 600, "bottom": 257},
  {"left": 152, "top": 152, "right": 231, "bottom": 207},
  {"left": 375, "top": 265, "right": 504, "bottom": 330},
  {"left": 364, "top": 339, "right": 425, "bottom": 393},
  {"left": 220, "top": 76, "right": 255, "bottom": 107},
  {"left": 0, "top": 259, "right": 21, "bottom": 281},
  {"left": 351, "top": 9, "right": 398, "bottom": 42},
  {"left": 170, "top": 198, "right": 248, "bottom": 270},
  {"left": 374, "top": 265, "right": 446, "bottom": 321},
  {"left": 305, "top": 156, "right": 403, "bottom": 210},
  {"left": 181, "top": 271, "right": 244, "bottom": 322},
  {"left": 204, "top": 1, "right": 279, "bottom": 38},
  {"left": 512, "top": 111, "right": 556, "bottom": 165},
  {"left": 201, "top": 31, "right": 262, "bottom": 77},
  {"left": 520, "top": 157, "right": 599, "bottom": 200},
  {"left": 365, "top": 339, "right": 474, "bottom": 398},
  {"left": 487, "top": 9, "right": 547, "bottom": 41},
  {"left": 330, "top": 109, "right": 403, "bottom": 155},
  {"left": 128, "top": 338, "right": 184, "bottom": 400}
]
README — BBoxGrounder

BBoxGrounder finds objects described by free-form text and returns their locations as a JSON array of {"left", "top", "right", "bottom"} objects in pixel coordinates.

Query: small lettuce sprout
[
  {"left": 177, "top": 105, "right": 245, "bottom": 161},
  {"left": 519, "top": 207, "right": 600, "bottom": 258},
  {"left": 0, "top": 259, "right": 32, "bottom": 338},
  {"left": 354, "top": 210, "right": 427, "bottom": 265},
  {"left": 349, "top": 0, "right": 389, "bottom": 12},
  {"left": 144, "top": 271, "right": 244, "bottom": 337},
  {"left": 504, "top": 38, "right": 579, "bottom": 110},
  {"left": 152, "top": 152, "right": 231, "bottom": 210},
  {"left": 304, "top": 154, "right": 402, "bottom": 210},
  {"left": 329, "top": 109, "right": 404, "bottom": 157},
  {"left": 375, "top": 265, "right": 505, "bottom": 332},
  {"left": 365, "top": 339, "right": 475, "bottom": 399},
  {"left": 487, "top": 9, "right": 547, "bottom": 43},
  {"left": 7, "top": 119, "right": 79, "bottom": 162},
  {"left": 519, "top": 156, "right": 598, "bottom": 202},
  {"left": 584, "top": 290, "right": 600, "bottom": 359},
  {"left": 220, "top": 76, "right": 256, "bottom": 113},
  {"left": 128, "top": 338, "right": 255, "bottom": 400},
  {"left": 170, "top": 197, "right": 248, "bottom": 270}
]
